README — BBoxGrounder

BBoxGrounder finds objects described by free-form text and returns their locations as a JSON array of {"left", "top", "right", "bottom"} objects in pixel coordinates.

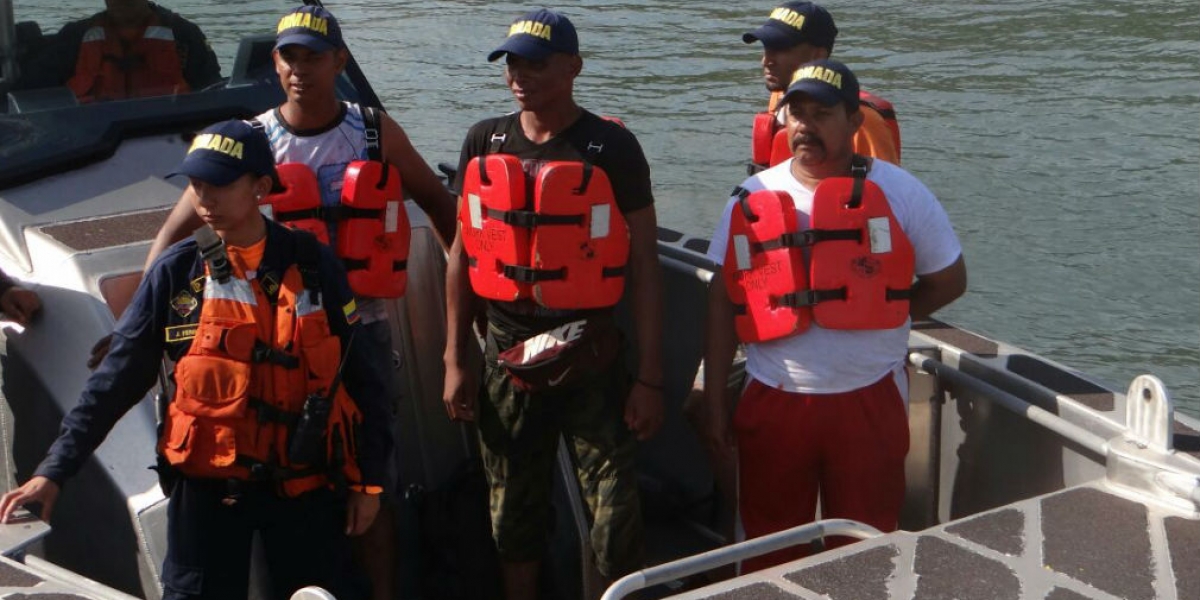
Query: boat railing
[
  {"left": 908, "top": 352, "right": 1200, "bottom": 515},
  {"left": 599, "top": 519, "right": 882, "bottom": 600}
]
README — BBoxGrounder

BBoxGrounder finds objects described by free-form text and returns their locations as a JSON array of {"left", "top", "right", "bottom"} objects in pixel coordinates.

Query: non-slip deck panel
[
  {"left": 913, "top": 536, "right": 1019, "bottom": 600},
  {"left": 944, "top": 508, "right": 1024, "bottom": 556},
  {"left": 0, "top": 561, "right": 42, "bottom": 587},
  {"left": 1041, "top": 488, "right": 1154, "bottom": 600},
  {"left": 703, "top": 582, "right": 797, "bottom": 600},
  {"left": 1165, "top": 516, "right": 1200, "bottom": 600},
  {"left": 786, "top": 544, "right": 896, "bottom": 600},
  {"left": 40, "top": 208, "right": 172, "bottom": 252}
]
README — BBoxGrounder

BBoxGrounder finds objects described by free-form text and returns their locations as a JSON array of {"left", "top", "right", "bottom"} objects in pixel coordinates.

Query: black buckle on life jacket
[
  {"left": 503, "top": 264, "right": 566, "bottom": 284},
  {"left": 886, "top": 287, "right": 912, "bottom": 301},
  {"left": 193, "top": 226, "right": 232, "bottom": 283},
  {"left": 778, "top": 288, "right": 847, "bottom": 308},
  {"left": 251, "top": 340, "right": 300, "bottom": 369},
  {"left": 251, "top": 397, "right": 300, "bottom": 426},
  {"left": 757, "top": 228, "right": 862, "bottom": 253}
]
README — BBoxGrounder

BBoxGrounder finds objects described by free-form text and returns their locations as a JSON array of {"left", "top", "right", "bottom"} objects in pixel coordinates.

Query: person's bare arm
[
  {"left": 701, "top": 270, "right": 738, "bottom": 459},
  {"left": 380, "top": 113, "right": 457, "bottom": 246},
  {"left": 441, "top": 219, "right": 479, "bottom": 422},
  {"left": 622, "top": 206, "right": 665, "bottom": 441},
  {"left": 910, "top": 254, "right": 967, "bottom": 321}
]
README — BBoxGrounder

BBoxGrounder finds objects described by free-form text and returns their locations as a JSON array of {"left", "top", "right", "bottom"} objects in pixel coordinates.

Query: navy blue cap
[
  {"left": 169, "top": 120, "right": 277, "bottom": 186},
  {"left": 780, "top": 59, "right": 859, "bottom": 108},
  {"left": 275, "top": 5, "right": 344, "bottom": 52},
  {"left": 488, "top": 9, "right": 579, "bottom": 62},
  {"left": 743, "top": 2, "right": 838, "bottom": 51}
]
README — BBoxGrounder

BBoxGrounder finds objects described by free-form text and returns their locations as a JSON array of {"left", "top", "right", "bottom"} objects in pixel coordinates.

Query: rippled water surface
[{"left": 39, "top": 0, "right": 1200, "bottom": 415}]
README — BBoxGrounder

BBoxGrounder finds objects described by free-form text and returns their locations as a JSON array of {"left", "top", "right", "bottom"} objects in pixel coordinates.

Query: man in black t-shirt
[{"left": 444, "top": 9, "right": 665, "bottom": 599}]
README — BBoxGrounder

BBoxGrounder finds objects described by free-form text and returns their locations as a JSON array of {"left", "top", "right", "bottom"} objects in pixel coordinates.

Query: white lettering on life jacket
[{"left": 521, "top": 320, "right": 586, "bottom": 363}]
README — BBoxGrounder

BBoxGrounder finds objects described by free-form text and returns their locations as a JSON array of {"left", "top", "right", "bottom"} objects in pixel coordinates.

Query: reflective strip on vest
[
  {"left": 143, "top": 25, "right": 176, "bottom": 41},
  {"left": 295, "top": 288, "right": 324, "bottom": 317},
  {"left": 205, "top": 277, "right": 258, "bottom": 306},
  {"left": 81, "top": 26, "right": 105, "bottom": 43}
]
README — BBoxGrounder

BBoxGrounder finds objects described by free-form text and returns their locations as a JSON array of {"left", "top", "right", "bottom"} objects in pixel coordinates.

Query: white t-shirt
[{"left": 707, "top": 159, "right": 962, "bottom": 394}]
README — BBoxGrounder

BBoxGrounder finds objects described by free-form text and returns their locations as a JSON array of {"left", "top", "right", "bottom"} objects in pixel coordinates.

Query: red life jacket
[
  {"left": 67, "top": 14, "right": 189, "bottom": 103},
  {"left": 459, "top": 146, "right": 629, "bottom": 309},
  {"left": 723, "top": 157, "right": 915, "bottom": 343},
  {"left": 256, "top": 109, "right": 411, "bottom": 299},
  {"left": 158, "top": 230, "right": 363, "bottom": 497},
  {"left": 751, "top": 90, "right": 903, "bottom": 169}
]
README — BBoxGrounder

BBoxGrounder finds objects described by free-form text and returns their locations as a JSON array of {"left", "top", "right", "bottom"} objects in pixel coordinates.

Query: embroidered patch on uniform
[
  {"left": 190, "top": 276, "right": 206, "bottom": 294},
  {"left": 171, "top": 290, "right": 198, "bottom": 317},
  {"left": 165, "top": 324, "right": 199, "bottom": 343},
  {"left": 343, "top": 299, "right": 359, "bottom": 324}
]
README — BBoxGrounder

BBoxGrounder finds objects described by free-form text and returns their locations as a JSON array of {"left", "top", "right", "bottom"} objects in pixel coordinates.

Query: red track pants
[{"left": 734, "top": 372, "right": 909, "bottom": 574}]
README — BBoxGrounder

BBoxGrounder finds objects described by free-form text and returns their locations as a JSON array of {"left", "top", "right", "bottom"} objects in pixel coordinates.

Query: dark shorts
[
  {"left": 160, "top": 479, "right": 368, "bottom": 600},
  {"left": 475, "top": 330, "right": 643, "bottom": 578}
]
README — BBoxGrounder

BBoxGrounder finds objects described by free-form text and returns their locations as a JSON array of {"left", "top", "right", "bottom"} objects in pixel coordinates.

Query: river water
[{"left": 39, "top": 0, "right": 1200, "bottom": 416}]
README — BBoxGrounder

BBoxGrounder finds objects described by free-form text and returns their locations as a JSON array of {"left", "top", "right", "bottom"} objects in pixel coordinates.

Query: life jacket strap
[
  {"left": 755, "top": 228, "right": 861, "bottom": 252},
  {"left": 778, "top": 288, "right": 847, "bottom": 308},
  {"left": 486, "top": 207, "right": 584, "bottom": 228},
  {"left": 250, "top": 397, "right": 300, "bottom": 426},
  {"left": 193, "top": 225, "right": 231, "bottom": 283}
]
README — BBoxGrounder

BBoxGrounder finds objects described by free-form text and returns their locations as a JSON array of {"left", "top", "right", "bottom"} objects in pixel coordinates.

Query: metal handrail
[
  {"left": 600, "top": 519, "right": 882, "bottom": 600},
  {"left": 907, "top": 352, "right": 1110, "bottom": 456}
]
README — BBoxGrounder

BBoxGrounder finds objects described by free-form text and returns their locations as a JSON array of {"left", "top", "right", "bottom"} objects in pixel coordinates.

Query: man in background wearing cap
[
  {"left": 142, "top": 7, "right": 458, "bottom": 597},
  {"left": 443, "top": 8, "right": 664, "bottom": 599},
  {"left": 743, "top": 1, "right": 901, "bottom": 167},
  {"left": 15, "top": 0, "right": 220, "bottom": 102},
  {"left": 701, "top": 59, "right": 966, "bottom": 572},
  {"left": 0, "top": 120, "right": 388, "bottom": 600}
]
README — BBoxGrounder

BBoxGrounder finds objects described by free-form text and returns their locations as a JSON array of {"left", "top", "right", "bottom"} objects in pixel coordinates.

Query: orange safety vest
[
  {"left": 723, "top": 157, "right": 915, "bottom": 343},
  {"left": 459, "top": 153, "right": 629, "bottom": 309},
  {"left": 752, "top": 90, "right": 902, "bottom": 169},
  {"left": 257, "top": 109, "right": 411, "bottom": 299},
  {"left": 67, "top": 14, "right": 189, "bottom": 103},
  {"left": 158, "top": 230, "right": 363, "bottom": 497}
]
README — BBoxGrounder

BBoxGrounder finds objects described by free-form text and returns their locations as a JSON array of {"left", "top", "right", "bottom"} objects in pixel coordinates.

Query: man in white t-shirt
[{"left": 700, "top": 58, "right": 966, "bottom": 573}]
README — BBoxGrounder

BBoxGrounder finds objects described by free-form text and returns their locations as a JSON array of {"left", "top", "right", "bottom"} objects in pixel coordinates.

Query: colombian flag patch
[{"left": 343, "top": 299, "right": 360, "bottom": 324}]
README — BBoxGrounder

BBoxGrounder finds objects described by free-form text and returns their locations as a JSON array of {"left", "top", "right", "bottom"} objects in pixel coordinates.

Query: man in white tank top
[{"left": 137, "top": 6, "right": 458, "bottom": 599}]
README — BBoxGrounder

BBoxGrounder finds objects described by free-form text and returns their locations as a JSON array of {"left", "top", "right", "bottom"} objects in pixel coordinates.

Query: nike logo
[{"left": 547, "top": 367, "right": 573, "bottom": 387}]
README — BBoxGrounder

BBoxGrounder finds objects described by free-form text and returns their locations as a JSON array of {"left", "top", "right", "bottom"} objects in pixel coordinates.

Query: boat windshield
[{"left": 0, "top": 0, "right": 376, "bottom": 188}]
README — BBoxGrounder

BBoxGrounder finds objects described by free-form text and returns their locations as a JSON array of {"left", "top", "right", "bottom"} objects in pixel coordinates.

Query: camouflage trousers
[{"left": 476, "top": 331, "right": 644, "bottom": 578}]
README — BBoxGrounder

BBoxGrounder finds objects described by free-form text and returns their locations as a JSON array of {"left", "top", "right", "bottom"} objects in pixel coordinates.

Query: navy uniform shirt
[{"left": 34, "top": 219, "right": 392, "bottom": 488}]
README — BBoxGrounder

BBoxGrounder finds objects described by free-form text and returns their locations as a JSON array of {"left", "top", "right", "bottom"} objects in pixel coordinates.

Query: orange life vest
[
  {"left": 158, "top": 230, "right": 363, "bottom": 497},
  {"left": 67, "top": 15, "right": 189, "bottom": 103},
  {"left": 751, "top": 90, "right": 903, "bottom": 169},
  {"left": 723, "top": 157, "right": 915, "bottom": 343},
  {"left": 257, "top": 109, "right": 411, "bottom": 299},
  {"left": 459, "top": 153, "right": 629, "bottom": 309}
]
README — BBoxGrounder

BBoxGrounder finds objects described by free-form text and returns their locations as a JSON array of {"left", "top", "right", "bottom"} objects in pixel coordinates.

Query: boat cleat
[{"left": 1104, "top": 375, "right": 1200, "bottom": 517}]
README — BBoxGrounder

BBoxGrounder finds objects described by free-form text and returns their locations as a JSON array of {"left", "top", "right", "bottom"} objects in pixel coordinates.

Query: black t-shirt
[{"left": 452, "top": 110, "right": 655, "bottom": 341}]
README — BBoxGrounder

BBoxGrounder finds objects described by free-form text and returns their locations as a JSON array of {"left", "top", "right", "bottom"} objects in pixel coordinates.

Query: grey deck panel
[{"left": 671, "top": 482, "right": 1198, "bottom": 600}]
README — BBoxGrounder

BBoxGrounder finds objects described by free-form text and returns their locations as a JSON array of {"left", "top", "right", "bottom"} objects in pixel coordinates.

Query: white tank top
[{"left": 254, "top": 102, "right": 369, "bottom": 208}]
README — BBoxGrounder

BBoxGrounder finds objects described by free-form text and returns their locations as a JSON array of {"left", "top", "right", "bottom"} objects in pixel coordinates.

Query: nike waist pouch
[{"left": 495, "top": 317, "right": 620, "bottom": 393}]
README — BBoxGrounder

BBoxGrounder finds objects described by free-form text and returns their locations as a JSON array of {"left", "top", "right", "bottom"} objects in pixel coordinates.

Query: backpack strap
[
  {"left": 193, "top": 225, "right": 231, "bottom": 283},
  {"left": 362, "top": 106, "right": 384, "bottom": 163},
  {"left": 292, "top": 229, "right": 323, "bottom": 304}
]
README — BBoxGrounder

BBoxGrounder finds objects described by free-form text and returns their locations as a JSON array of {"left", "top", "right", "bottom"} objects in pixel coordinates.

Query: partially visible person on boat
[
  {"left": 442, "top": 8, "right": 665, "bottom": 599},
  {"left": 0, "top": 119, "right": 389, "bottom": 600},
  {"left": 0, "top": 268, "right": 41, "bottom": 325},
  {"left": 15, "top": 0, "right": 220, "bottom": 103},
  {"left": 132, "top": 6, "right": 458, "bottom": 598},
  {"left": 701, "top": 59, "right": 966, "bottom": 573},
  {"left": 743, "top": 1, "right": 901, "bottom": 169}
]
